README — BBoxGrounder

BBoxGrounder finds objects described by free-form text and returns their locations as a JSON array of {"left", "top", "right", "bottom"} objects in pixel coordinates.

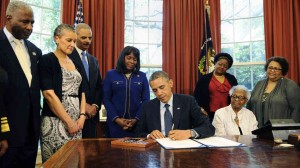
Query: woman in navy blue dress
[{"left": 103, "top": 46, "right": 150, "bottom": 138}]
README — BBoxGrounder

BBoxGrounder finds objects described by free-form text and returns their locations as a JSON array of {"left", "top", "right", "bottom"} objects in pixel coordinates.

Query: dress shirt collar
[
  {"left": 160, "top": 94, "right": 173, "bottom": 111},
  {"left": 75, "top": 45, "right": 86, "bottom": 58},
  {"left": 4, "top": 26, "right": 24, "bottom": 45}
]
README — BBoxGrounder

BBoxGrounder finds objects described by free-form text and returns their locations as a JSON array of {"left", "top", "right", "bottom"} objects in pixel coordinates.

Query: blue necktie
[
  {"left": 81, "top": 51, "right": 89, "bottom": 81},
  {"left": 164, "top": 104, "right": 173, "bottom": 136}
]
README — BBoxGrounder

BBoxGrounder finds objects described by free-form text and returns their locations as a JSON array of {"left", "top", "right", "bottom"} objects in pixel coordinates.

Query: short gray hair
[
  {"left": 229, "top": 85, "right": 251, "bottom": 100},
  {"left": 6, "top": 1, "right": 32, "bottom": 16},
  {"left": 54, "top": 24, "right": 75, "bottom": 38},
  {"left": 75, "top": 23, "right": 91, "bottom": 34},
  {"left": 149, "top": 71, "right": 170, "bottom": 82}
]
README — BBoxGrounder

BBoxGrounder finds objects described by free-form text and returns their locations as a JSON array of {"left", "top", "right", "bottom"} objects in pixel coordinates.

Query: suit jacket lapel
[
  {"left": 0, "top": 30, "right": 29, "bottom": 86},
  {"left": 24, "top": 40, "right": 37, "bottom": 79},
  {"left": 87, "top": 53, "right": 95, "bottom": 86},
  {"left": 0, "top": 30, "right": 18, "bottom": 66},
  {"left": 172, "top": 94, "right": 181, "bottom": 129},
  {"left": 153, "top": 99, "right": 162, "bottom": 131},
  {"left": 70, "top": 50, "right": 89, "bottom": 84}
]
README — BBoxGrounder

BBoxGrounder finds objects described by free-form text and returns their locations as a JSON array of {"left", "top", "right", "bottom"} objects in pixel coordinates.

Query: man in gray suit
[
  {"left": 0, "top": 1, "right": 42, "bottom": 167},
  {"left": 136, "top": 71, "right": 215, "bottom": 140},
  {"left": 69, "top": 23, "right": 103, "bottom": 138}
]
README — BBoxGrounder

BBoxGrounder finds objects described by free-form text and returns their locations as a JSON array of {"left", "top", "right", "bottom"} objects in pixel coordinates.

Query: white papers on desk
[
  {"left": 155, "top": 138, "right": 206, "bottom": 149},
  {"left": 156, "top": 136, "right": 246, "bottom": 149},
  {"left": 194, "top": 136, "right": 246, "bottom": 148}
]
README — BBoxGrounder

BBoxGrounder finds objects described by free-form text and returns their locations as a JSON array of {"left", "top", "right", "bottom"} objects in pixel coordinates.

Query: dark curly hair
[
  {"left": 264, "top": 56, "right": 289, "bottom": 76},
  {"left": 116, "top": 46, "right": 140, "bottom": 74},
  {"left": 214, "top": 52, "right": 233, "bottom": 69}
]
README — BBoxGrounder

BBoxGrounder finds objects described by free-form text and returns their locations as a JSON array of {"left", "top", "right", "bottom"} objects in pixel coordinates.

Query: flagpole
[{"left": 205, "top": 0, "right": 209, "bottom": 74}]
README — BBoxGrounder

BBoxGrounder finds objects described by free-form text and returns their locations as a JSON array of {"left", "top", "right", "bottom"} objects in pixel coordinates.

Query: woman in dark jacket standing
[{"left": 194, "top": 53, "right": 238, "bottom": 122}]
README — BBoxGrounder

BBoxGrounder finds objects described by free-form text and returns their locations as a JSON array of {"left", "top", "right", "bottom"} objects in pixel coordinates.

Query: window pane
[
  {"left": 41, "top": 9, "right": 60, "bottom": 35},
  {"left": 234, "top": 0, "right": 249, "bottom": 19},
  {"left": 135, "top": 44, "right": 149, "bottom": 65},
  {"left": 221, "top": 43, "right": 234, "bottom": 56},
  {"left": 234, "top": 42, "right": 250, "bottom": 62},
  {"left": 135, "top": 0, "right": 149, "bottom": 21},
  {"left": 125, "top": 0, "right": 134, "bottom": 19},
  {"left": 252, "top": 65, "right": 265, "bottom": 87},
  {"left": 234, "top": 19, "right": 250, "bottom": 42},
  {"left": 149, "top": 0, "right": 163, "bottom": 21},
  {"left": 221, "top": 20, "right": 234, "bottom": 43},
  {"left": 251, "top": 17, "right": 264, "bottom": 41},
  {"left": 134, "top": 21, "right": 149, "bottom": 43},
  {"left": 43, "top": 0, "right": 61, "bottom": 10},
  {"left": 221, "top": 0, "right": 233, "bottom": 20},
  {"left": 250, "top": 0, "right": 263, "bottom": 17},
  {"left": 24, "top": 0, "right": 41, "bottom": 5},
  {"left": 125, "top": 0, "right": 163, "bottom": 73},
  {"left": 41, "top": 35, "right": 55, "bottom": 54},
  {"left": 125, "top": 21, "right": 134, "bottom": 43},
  {"left": 251, "top": 41, "right": 265, "bottom": 62},
  {"left": 149, "top": 22, "right": 162, "bottom": 43},
  {"left": 28, "top": 33, "right": 40, "bottom": 47},
  {"left": 235, "top": 66, "right": 251, "bottom": 89},
  {"left": 149, "top": 44, "right": 162, "bottom": 65},
  {"left": 31, "top": 6, "right": 41, "bottom": 32}
]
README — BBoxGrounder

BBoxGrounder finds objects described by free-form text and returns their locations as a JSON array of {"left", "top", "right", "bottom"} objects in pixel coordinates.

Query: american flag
[{"left": 74, "top": 0, "right": 84, "bottom": 27}]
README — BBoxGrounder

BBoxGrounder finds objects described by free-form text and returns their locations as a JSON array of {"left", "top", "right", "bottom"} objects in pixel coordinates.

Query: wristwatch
[
  {"left": 92, "top": 104, "right": 100, "bottom": 111},
  {"left": 190, "top": 129, "right": 196, "bottom": 138}
]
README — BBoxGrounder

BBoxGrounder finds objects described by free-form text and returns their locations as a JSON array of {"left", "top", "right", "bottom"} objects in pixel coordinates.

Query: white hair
[
  {"left": 6, "top": 1, "right": 32, "bottom": 16},
  {"left": 229, "top": 85, "right": 251, "bottom": 100}
]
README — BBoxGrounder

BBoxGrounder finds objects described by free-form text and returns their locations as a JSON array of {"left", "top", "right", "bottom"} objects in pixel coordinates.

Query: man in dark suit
[
  {"left": 0, "top": 66, "right": 9, "bottom": 158},
  {"left": 69, "top": 23, "right": 103, "bottom": 138},
  {"left": 0, "top": 1, "right": 42, "bottom": 167},
  {"left": 136, "top": 71, "right": 215, "bottom": 140}
]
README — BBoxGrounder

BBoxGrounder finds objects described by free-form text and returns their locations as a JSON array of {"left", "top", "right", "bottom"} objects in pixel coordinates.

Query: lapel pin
[
  {"left": 177, "top": 108, "right": 180, "bottom": 110},
  {"left": 32, "top": 52, "right": 36, "bottom": 56},
  {"left": 137, "top": 75, "right": 140, "bottom": 77}
]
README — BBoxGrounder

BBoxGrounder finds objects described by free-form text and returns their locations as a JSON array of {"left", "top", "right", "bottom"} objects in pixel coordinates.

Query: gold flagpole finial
[{"left": 206, "top": 0, "right": 211, "bottom": 17}]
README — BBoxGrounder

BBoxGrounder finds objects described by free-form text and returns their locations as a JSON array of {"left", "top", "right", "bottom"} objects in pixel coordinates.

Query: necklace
[{"left": 62, "top": 57, "right": 71, "bottom": 64}]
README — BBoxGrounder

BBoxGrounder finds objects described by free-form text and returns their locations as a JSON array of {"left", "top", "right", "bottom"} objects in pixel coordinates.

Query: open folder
[{"left": 155, "top": 136, "right": 246, "bottom": 149}]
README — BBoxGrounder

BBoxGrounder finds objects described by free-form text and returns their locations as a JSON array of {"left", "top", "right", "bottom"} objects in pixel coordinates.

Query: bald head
[
  {"left": 6, "top": 1, "right": 34, "bottom": 39},
  {"left": 75, "top": 23, "right": 92, "bottom": 51}
]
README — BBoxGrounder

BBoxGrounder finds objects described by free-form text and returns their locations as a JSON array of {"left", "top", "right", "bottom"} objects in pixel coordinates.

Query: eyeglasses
[
  {"left": 231, "top": 95, "right": 247, "bottom": 101},
  {"left": 268, "top": 66, "right": 282, "bottom": 72}
]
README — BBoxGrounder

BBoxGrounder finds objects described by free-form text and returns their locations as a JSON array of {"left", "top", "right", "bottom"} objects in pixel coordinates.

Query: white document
[
  {"left": 156, "top": 137, "right": 246, "bottom": 149},
  {"left": 155, "top": 138, "right": 206, "bottom": 149},
  {"left": 194, "top": 136, "right": 246, "bottom": 147}
]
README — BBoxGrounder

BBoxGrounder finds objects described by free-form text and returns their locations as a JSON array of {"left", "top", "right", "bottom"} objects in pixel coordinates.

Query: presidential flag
[
  {"left": 74, "top": 0, "right": 84, "bottom": 27},
  {"left": 198, "top": 9, "right": 215, "bottom": 77}
]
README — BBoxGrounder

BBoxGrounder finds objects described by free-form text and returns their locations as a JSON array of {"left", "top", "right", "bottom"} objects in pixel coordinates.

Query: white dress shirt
[
  {"left": 160, "top": 94, "right": 173, "bottom": 136},
  {"left": 212, "top": 105, "right": 258, "bottom": 136}
]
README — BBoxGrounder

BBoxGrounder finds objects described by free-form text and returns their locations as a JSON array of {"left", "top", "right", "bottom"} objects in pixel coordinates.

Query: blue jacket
[{"left": 103, "top": 69, "right": 150, "bottom": 137}]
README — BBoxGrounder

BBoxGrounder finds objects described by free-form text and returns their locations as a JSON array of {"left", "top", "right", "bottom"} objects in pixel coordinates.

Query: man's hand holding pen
[{"left": 168, "top": 130, "right": 192, "bottom": 140}]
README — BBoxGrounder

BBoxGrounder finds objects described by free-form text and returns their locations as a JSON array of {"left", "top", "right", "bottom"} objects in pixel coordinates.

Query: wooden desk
[{"left": 42, "top": 136, "right": 300, "bottom": 168}]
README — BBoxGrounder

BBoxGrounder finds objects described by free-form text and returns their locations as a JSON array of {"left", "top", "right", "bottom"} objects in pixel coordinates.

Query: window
[
  {"left": 221, "top": 0, "right": 266, "bottom": 90},
  {"left": 125, "top": 0, "right": 163, "bottom": 98},
  {"left": 17, "top": 0, "right": 62, "bottom": 54}
]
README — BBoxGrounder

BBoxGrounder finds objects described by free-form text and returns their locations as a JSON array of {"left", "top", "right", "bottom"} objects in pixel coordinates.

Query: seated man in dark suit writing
[{"left": 136, "top": 71, "right": 215, "bottom": 140}]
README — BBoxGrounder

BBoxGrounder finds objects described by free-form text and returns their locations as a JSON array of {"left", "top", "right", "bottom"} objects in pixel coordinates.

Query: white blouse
[{"left": 212, "top": 105, "right": 258, "bottom": 136}]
